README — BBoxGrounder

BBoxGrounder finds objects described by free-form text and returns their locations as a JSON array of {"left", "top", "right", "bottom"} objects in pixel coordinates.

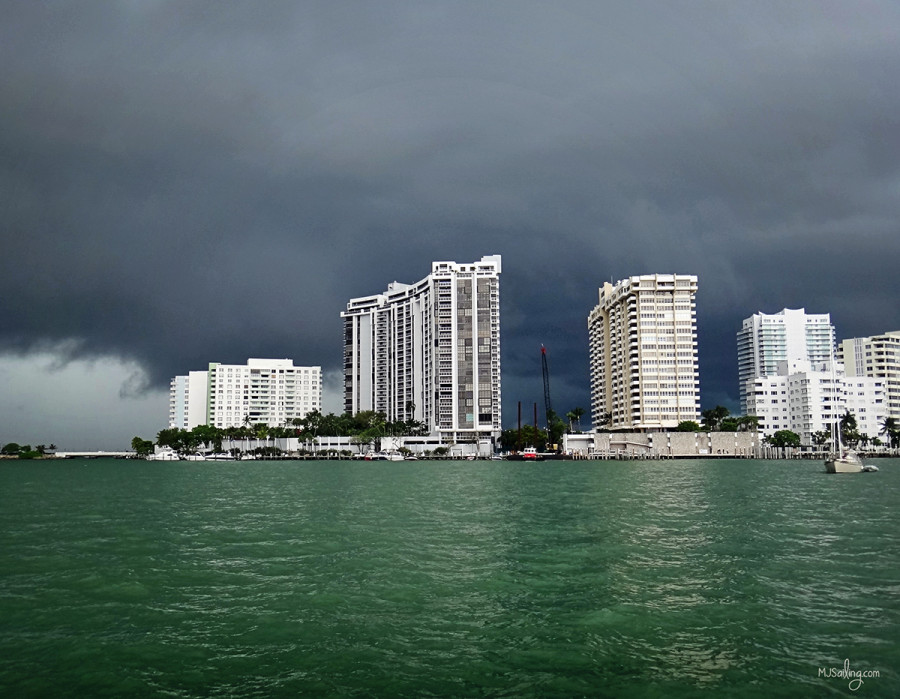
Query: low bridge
[{"left": 53, "top": 451, "right": 134, "bottom": 459}]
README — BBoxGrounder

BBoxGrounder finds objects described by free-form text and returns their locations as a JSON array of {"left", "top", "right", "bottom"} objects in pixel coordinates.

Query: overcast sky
[{"left": 2, "top": 1, "right": 898, "bottom": 450}]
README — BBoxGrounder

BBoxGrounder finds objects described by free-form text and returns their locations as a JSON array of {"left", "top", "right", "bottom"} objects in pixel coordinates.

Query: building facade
[
  {"left": 743, "top": 359, "right": 885, "bottom": 446},
  {"left": 736, "top": 308, "right": 834, "bottom": 414},
  {"left": 838, "top": 331, "right": 900, "bottom": 421},
  {"left": 342, "top": 255, "right": 502, "bottom": 443},
  {"left": 168, "top": 358, "right": 322, "bottom": 430},
  {"left": 168, "top": 371, "right": 209, "bottom": 430},
  {"left": 588, "top": 274, "right": 699, "bottom": 431}
]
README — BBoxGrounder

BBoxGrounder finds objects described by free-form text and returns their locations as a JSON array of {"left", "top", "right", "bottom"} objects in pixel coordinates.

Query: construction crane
[{"left": 541, "top": 345, "right": 553, "bottom": 428}]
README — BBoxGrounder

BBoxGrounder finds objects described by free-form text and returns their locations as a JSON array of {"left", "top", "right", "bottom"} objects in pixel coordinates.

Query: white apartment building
[
  {"left": 168, "top": 371, "right": 209, "bottom": 430},
  {"left": 342, "top": 255, "right": 502, "bottom": 443},
  {"left": 736, "top": 308, "right": 834, "bottom": 414},
  {"left": 744, "top": 359, "right": 885, "bottom": 445},
  {"left": 844, "top": 374, "right": 887, "bottom": 442},
  {"left": 839, "top": 331, "right": 900, "bottom": 421},
  {"left": 168, "top": 358, "right": 322, "bottom": 430},
  {"left": 588, "top": 274, "right": 699, "bottom": 431}
]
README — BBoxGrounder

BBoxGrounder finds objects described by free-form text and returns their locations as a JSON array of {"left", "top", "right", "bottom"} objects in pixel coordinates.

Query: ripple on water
[{"left": 0, "top": 458, "right": 898, "bottom": 696}]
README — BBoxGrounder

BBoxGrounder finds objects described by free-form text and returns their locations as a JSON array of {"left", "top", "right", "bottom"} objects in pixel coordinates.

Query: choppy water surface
[{"left": 1, "top": 459, "right": 898, "bottom": 697}]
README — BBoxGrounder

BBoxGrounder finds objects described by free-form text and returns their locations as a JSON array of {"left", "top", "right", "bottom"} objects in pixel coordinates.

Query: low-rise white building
[{"left": 743, "top": 360, "right": 885, "bottom": 445}]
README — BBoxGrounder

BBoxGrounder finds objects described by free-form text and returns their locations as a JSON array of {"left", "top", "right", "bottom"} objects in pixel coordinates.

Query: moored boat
[
  {"left": 824, "top": 449, "right": 863, "bottom": 474},
  {"left": 146, "top": 449, "right": 180, "bottom": 461}
]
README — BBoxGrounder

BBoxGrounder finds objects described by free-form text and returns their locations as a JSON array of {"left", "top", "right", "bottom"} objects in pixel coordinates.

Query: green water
[{"left": 0, "top": 459, "right": 897, "bottom": 697}]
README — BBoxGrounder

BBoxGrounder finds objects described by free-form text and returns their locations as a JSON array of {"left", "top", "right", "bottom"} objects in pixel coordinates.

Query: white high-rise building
[
  {"left": 588, "top": 274, "right": 699, "bottom": 431},
  {"left": 838, "top": 331, "right": 900, "bottom": 421},
  {"left": 342, "top": 255, "right": 502, "bottom": 442},
  {"left": 744, "top": 359, "right": 885, "bottom": 445},
  {"left": 168, "top": 371, "right": 209, "bottom": 430},
  {"left": 168, "top": 358, "right": 322, "bottom": 430},
  {"left": 736, "top": 308, "right": 834, "bottom": 414}
]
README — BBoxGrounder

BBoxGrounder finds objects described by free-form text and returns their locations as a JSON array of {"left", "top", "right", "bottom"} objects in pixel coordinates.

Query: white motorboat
[{"left": 146, "top": 449, "right": 180, "bottom": 461}]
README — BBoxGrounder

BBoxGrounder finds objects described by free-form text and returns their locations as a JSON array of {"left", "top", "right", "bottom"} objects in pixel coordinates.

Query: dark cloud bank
[{"left": 2, "top": 1, "right": 899, "bottom": 435}]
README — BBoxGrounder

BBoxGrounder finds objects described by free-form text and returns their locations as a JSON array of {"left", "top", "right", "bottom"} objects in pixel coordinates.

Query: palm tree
[
  {"left": 880, "top": 416, "right": 898, "bottom": 449},
  {"left": 254, "top": 423, "right": 269, "bottom": 456},
  {"left": 571, "top": 407, "right": 585, "bottom": 432},
  {"left": 242, "top": 414, "right": 253, "bottom": 455},
  {"left": 840, "top": 410, "right": 859, "bottom": 447}
]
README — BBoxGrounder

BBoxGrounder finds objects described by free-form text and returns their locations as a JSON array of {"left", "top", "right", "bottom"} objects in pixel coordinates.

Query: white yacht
[{"left": 146, "top": 449, "right": 180, "bottom": 461}]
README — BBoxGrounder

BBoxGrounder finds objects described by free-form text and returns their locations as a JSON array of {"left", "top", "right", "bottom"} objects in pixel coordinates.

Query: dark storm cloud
[{"left": 2, "top": 1, "right": 899, "bottom": 435}]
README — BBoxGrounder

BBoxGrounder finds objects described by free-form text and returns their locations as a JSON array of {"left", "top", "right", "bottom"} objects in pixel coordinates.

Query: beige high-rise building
[
  {"left": 839, "top": 330, "right": 900, "bottom": 421},
  {"left": 588, "top": 274, "right": 699, "bottom": 431}
]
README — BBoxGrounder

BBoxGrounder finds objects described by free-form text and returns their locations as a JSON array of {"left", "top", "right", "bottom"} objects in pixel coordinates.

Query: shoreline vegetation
[
  {"left": 5, "top": 408, "right": 898, "bottom": 462},
  {"left": 0, "top": 443, "right": 55, "bottom": 460}
]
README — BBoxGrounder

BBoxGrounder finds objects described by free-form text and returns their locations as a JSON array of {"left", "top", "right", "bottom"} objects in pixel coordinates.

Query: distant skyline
[{"left": 3, "top": 2, "right": 899, "bottom": 450}]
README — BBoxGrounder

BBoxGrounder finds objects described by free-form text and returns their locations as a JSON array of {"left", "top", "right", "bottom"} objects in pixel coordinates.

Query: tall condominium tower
[
  {"left": 839, "top": 330, "right": 900, "bottom": 420},
  {"left": 588, "top": 274, "right": 699, "bottom": 431},
  {"left": 342, "top": 255, "right": 502, "bottom": 443},
  {"left": 169, "top": 358, "right": 322, "bottom": 430},
  {"left": 736, "top": 308, "right": 834, "bottom": 414}
]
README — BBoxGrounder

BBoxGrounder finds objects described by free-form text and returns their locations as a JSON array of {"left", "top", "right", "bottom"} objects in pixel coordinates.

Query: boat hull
[{"left": 824, "top": 454, "right": 863, "bottom": 473}]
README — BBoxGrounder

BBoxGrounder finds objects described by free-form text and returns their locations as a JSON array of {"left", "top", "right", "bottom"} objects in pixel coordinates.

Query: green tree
[
  {"left": 545, "top": 409, "right": 566, "bottom": 451},
  {"left": 720, "top": 417, "right": 740, "bottom": 432},
  {"left": 1, "top": 443, "right": 22, "bottom": 456},
  {"left": 879, "top": 416, "right": 899, "bottom": 448},
  {"left": 498, "top": 429, "right": 519, "bottom": 452},
  {"left": 499, "top": 425, "right": 548, "bottom": 452},
  {"left": 131, "top": 436, "right": 154, "bottom": 457},
  {"left": 701, "top": 406, "right": 731, "bottom": 432},
  {"left": 565, "top": 407, "right": 586, "bottom": 433},
  {"left": 675, "top": 421, "right": 701, "bottom": 432},
  {"left": 156, "top": 428, "right": 181, "bottom": 450},
  {"left": 736, "top": 415, "right": 760, "bottom": 432},
  {"left": 839, "top": 411, "right": 860, "bottom": 447},
  {"left": 595, "top": 411, "right": 612, "bottom": 431},
  {"left": 811, "top": 430, "right": 830, "bottom": 449},
  {"left": 765, "top": 430, "right": 801, "bottom": 448}
]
